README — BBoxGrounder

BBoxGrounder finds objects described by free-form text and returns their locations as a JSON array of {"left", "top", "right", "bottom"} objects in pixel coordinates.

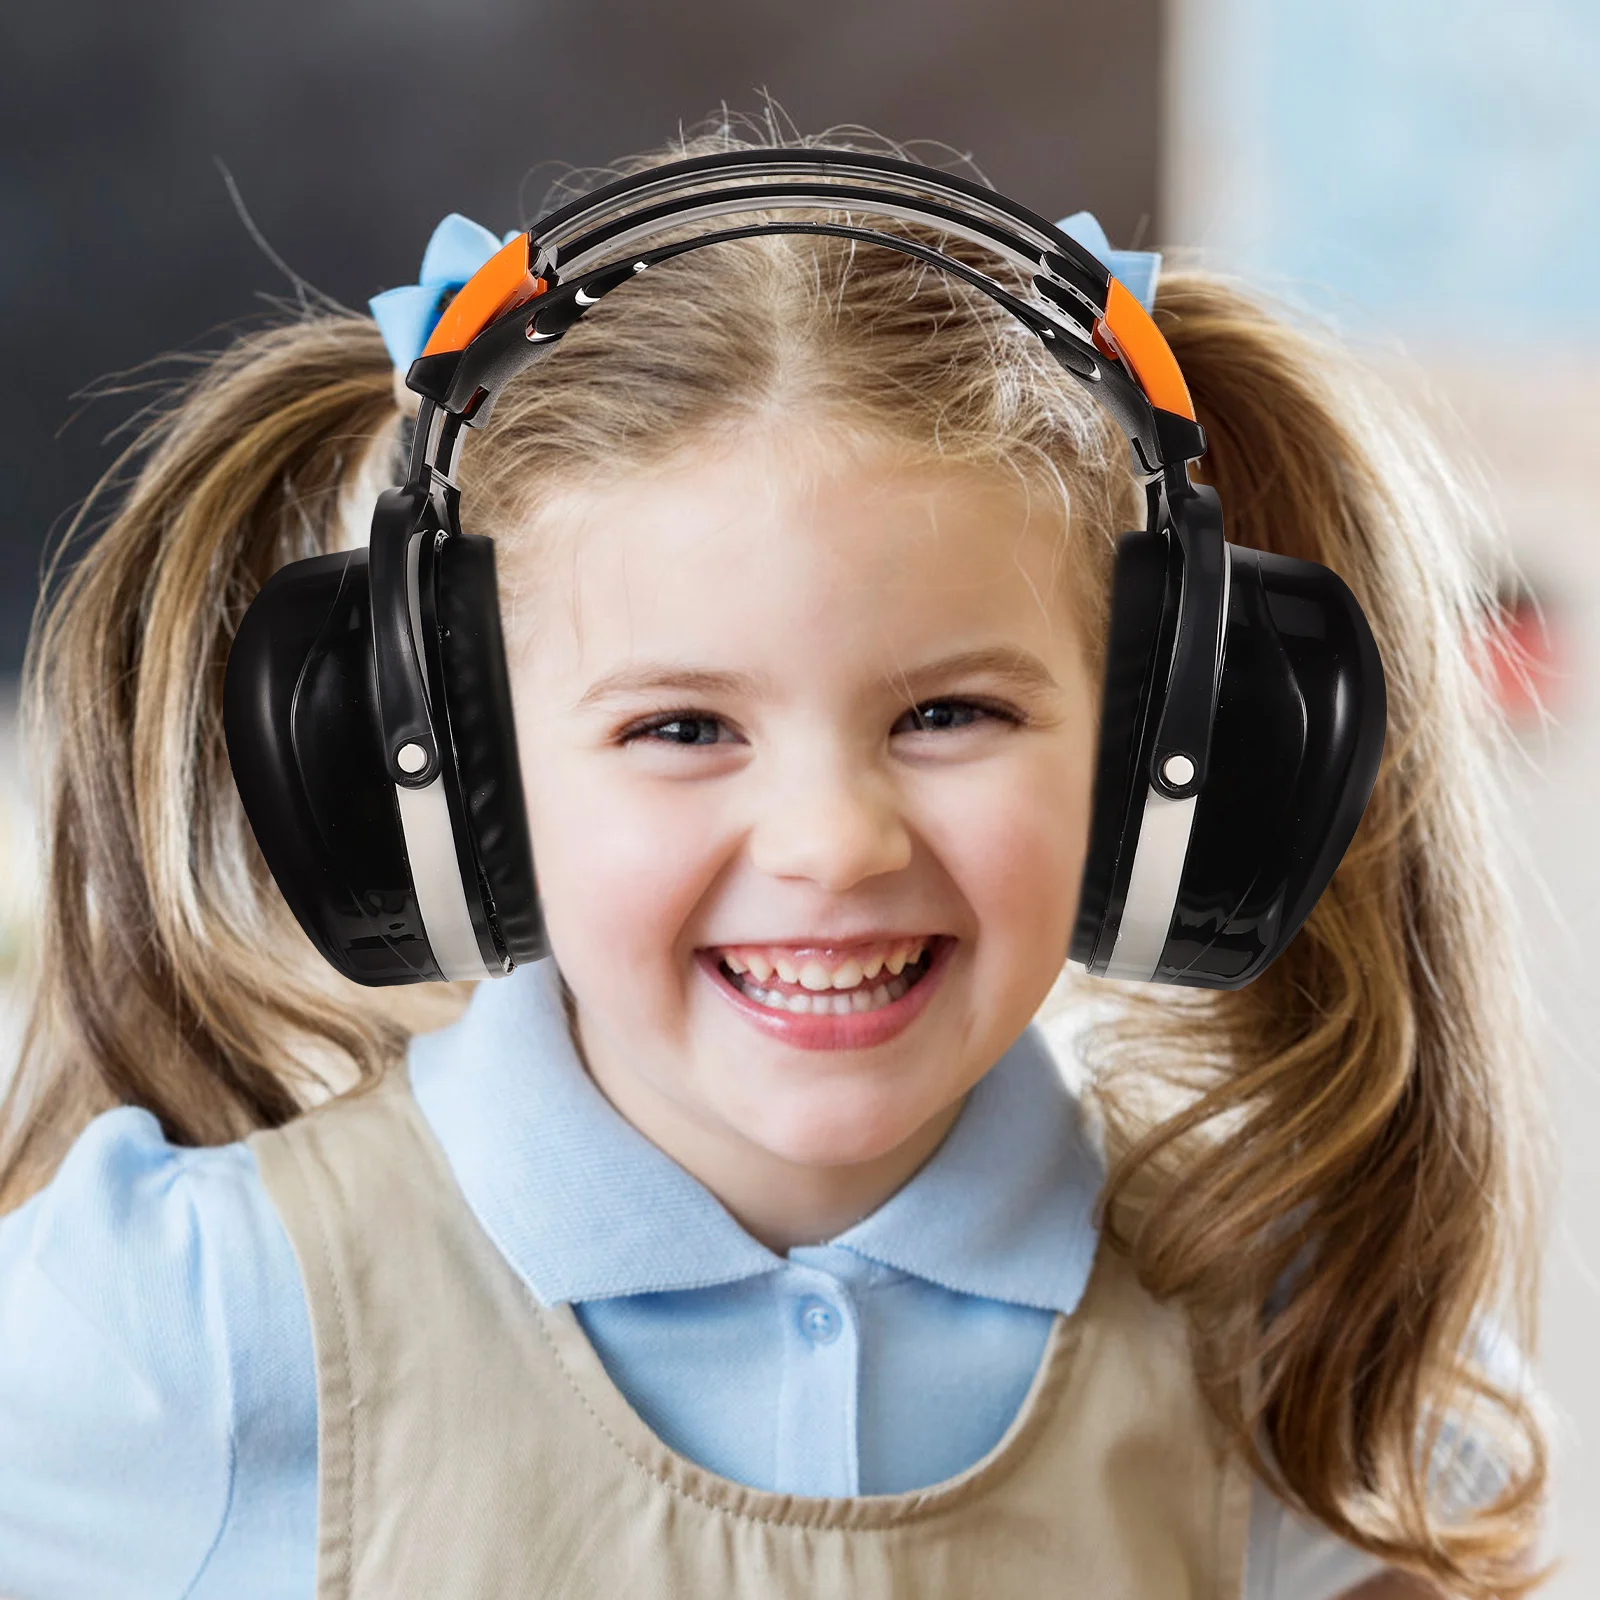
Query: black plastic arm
[
  {"left": 368, "top": 485, "right": 441, "bottom": 787},
  {"left": 1148, "top": 475, "right": 1227, "bottom": 797}
]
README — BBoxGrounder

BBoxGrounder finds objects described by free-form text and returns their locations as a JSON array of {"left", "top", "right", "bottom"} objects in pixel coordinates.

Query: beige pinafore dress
[{"left": 248, "top": 1068, "right": 1250, "bottom": 1599}]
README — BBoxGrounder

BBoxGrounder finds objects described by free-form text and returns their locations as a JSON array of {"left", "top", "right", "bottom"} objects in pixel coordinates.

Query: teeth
[
  {"left": 717, "top": 938, "right": 935, "bottom": 996},
  {"left": 736, "top": 975, "right": 914, "bottom": 1016}
]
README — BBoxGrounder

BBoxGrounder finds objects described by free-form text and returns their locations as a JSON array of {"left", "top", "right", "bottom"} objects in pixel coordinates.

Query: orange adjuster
[
  {"left": 1097, "top": 277, "right": 1194, "bottom": 421},
  {"left": 421, "top": 233, "right": 547, "bottom": 359}
]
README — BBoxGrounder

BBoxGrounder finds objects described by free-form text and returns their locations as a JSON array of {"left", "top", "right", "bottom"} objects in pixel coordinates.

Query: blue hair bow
[
  {"left": 369, "top": 213, "right": 523, "bottom": 371},
  {"left": 1053, "top": 211, "right": 1162, "bottom": 311},
  {"left": 369, "top": 209, "right": 1162, "bottom": 372}
]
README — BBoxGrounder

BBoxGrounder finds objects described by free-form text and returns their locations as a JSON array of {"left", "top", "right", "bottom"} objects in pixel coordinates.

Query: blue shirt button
[{"left": 796, "top": 1295, "right": 842, "bottom": 1345}]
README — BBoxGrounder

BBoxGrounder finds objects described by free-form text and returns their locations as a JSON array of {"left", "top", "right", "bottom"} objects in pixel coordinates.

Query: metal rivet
[
  {"left": 396, "top": 742, "right": 429, "bottom": 775},
  {"left": 1161, "top": 753, "right": 1196, "bottom": 789}
]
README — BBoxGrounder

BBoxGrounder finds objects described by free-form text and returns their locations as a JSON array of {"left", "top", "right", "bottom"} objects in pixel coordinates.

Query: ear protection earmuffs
[{"left": 223, "top": 148, "right": 1386, "bottom": 988}]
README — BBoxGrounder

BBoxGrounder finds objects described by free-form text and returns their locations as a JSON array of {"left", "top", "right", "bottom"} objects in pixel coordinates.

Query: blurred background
[{"left": 2, "top": 0, "right": 1595, "bottom": 1587}]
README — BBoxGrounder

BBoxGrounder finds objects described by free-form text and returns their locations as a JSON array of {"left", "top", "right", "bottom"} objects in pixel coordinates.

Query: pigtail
[
  {"left": 0, "top": 312, "right": 457, "bottom": 1211},
  {"left": 1090, "top": 269, "right": 1551, "bottom": 1596}
]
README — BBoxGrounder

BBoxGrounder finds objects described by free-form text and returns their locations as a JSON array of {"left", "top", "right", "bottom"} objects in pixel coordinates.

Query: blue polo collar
[{"left": 407, "top": 958, "right": 1104, "bottom": 1316}]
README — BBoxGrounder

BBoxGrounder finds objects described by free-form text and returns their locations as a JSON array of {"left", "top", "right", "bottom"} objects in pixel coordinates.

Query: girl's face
[{"left": 509, "top": 425, "right": 1099, "bottom": 1237}]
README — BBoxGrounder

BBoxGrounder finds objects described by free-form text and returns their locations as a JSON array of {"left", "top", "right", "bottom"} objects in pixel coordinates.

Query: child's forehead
[
  {"left": 540, "top": 428, "right": 1058, "bottom": 576},
  {"left": 511, "top": 431, "right": 1082, "bottom": 683}
]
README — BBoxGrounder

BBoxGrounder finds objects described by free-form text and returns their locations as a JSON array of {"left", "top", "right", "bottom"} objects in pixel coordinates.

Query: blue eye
[
  {"left": 624, "top": 714, "right": 731, "bottom": 746},
  {"left": 893, "top": 699, "right": 1012, "bottom": 734}
]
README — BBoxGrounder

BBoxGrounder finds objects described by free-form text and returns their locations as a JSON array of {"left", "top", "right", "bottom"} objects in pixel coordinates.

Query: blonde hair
[{"left": 2, "top": 110, "right": 1550, "bottom": 1596}]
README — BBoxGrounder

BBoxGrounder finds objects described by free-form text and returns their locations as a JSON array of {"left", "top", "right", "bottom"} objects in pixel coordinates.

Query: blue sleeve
[{"left": 0, "top": 1106, "right": 318, "bottom": 1600}]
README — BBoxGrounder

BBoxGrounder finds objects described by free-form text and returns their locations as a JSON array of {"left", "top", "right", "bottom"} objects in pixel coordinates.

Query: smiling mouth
[{"left": 713, "top": 940, "right": 941, "bottom": 1016}]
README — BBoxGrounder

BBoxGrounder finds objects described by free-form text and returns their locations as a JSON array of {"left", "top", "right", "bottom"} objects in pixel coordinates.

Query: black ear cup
[
  {"left": 1072, "top": 537, "right": 1385, "bottom": 988},
  {"left": 224, "top": 534, "right": 548, "bottom": 985},
  {"left": 225, "top": 550, "right": 445, "bottom": 984},
  {"left": 1161, "top": 548, "right": 1385, "bottom": 985},
  {"left": 425, "top": 533, "right": 546, "bottom": 966}
]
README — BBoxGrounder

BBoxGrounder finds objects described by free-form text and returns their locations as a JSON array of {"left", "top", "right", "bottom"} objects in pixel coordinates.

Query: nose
[{"left": 746, "top": 749, "right": 913, "bottom": 893}]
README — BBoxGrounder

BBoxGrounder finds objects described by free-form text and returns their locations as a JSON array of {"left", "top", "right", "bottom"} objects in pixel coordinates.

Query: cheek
[
  {"left": 519, "top": 747, "right": 728, "bottom": 983},
  {"left": 915, "top": 729, "right": 1100, "bottom": 998},
  {"left": 953, "top": 707, "right": 1094, "bottom": 876},
  {"left": 978, "top": 787, "right": 1090, "bottom": 936}
]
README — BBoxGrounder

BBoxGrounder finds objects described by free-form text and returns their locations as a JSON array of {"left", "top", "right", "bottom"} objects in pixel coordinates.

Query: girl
[{"left": 0, "top": 115, "right": 1551, "bottom": 1598}]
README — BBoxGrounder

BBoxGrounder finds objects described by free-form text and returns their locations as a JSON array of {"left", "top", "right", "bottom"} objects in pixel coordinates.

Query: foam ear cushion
[
  {"left": 431, "top": 534, "right": 548, "bottom": 965},
  {"left": 1070, "top": 530, "right": 1178, "bottom": 969},
  {"left": 225, "top": 549, "right": 444, "bottom": 985}
]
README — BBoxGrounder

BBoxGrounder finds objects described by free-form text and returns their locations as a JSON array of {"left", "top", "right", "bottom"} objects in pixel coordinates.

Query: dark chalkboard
[{"left": 0, "top": 0, "right": 1160, "bottom": 672}]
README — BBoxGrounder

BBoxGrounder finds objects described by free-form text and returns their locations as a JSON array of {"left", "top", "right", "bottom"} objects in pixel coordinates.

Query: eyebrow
[{"left": 574, "top": 646, "right": 1060, "bottom": 708}]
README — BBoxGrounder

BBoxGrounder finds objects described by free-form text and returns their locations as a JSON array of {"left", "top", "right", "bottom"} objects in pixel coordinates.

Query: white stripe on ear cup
[
  {"left": 393, "top": 777, "right": 496, "bottom": 980},
  {"left": 1102, "top": 789, "right": 1198, "bottom": 982},
  {"left": 393, "top": 526, "right": 495, "bottom": 981}
]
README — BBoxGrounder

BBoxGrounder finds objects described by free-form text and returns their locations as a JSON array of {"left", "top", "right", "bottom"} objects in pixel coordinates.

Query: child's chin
[{"left": 733, "top": 1091, "right": 941, "bottom": 1172}]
